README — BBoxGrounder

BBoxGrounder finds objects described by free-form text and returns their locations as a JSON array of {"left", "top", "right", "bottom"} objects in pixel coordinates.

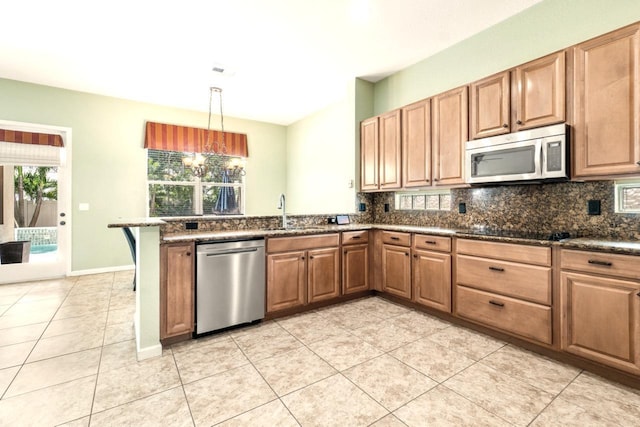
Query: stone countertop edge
[
  {"left": 107, "top": 218, "right": 166, "bottom": 228},
  {"left": 158, "top": 223, "right": 640, "bottom": 255}
]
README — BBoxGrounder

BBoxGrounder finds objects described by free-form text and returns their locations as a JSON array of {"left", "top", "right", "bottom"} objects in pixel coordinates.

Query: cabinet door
[
  {"left": 267, "top": 251, "right": 306, "bottom": 312},
  {"left": 308, "top": 247, "right": 341, "bottom": 303},
  {"left": 470, "top": 72, "right": 510, "bottom": 139},
  {"left": 432, "top": 86, "right": 468, "bottom": 186},
  {"left": 402, "top": 99, "right": 431, "bottom": 187},
  {"left": 413, "top": 249, "right": 451, "bottom": 312},
  {"left": 561, "top": 271, "right": 640, "bottom": 375},
  {"left": 160, "top": 243, "right": 194, "bottom": 339},
  {"left": 573, "top": 25, "right": 640, "bottom": 177},
  {"left": 342, "top": 243, "right": 369, "bottom": 295},
  {"left": 382, "top": 244, "right": 411, "bottom": 299},
  {"left": 379, "top": 109, "right": 402, "bottom": 189},
  {"left": 513, "top": 51, "right": 565, "bottom": 131},
  {"left": 360, "top": 116, "right": 379, "bottom": 191}
]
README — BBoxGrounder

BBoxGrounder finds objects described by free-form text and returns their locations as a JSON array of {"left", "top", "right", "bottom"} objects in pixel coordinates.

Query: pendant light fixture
[{"left": 182, "top": 87, "right": 245, "bottom": 180}]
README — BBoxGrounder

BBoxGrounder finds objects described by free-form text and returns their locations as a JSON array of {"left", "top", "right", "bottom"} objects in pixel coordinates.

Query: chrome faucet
[{"left": 277, "top": 193, "right": 286, "bottom": 228}]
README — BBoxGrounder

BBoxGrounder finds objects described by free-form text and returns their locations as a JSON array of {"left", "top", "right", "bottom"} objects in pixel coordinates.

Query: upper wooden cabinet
[
  {"left": 470, "top": 72, "right": 511, "bottom": 139},
  {"left": 469, "top": 51, "right": 565, "bottom": 139},
  {"left": 432, "top": 86, "right": 468, "bottom": 186},
  {"left": 360, "top": 110, "right": 402, "bottom": 192},
  {"left": 402, "top": 99, "right": 432, "bottom": 188},
  {"left": 360, "top": 117, "right": 379, "bottom": 191},
  {"left": 573, "top": 24, "right": 640, "bottom": 178},
  {"left": 513, "top": 51, "right": 565, "bottom": 131}
]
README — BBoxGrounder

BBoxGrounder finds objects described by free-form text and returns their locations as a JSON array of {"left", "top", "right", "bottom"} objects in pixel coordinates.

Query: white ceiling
[{"left": 0, "top": 0, "right": 542, "bottom": 125}]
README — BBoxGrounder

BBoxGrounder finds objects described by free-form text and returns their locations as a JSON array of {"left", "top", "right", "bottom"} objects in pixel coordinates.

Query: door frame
[{"left": 0, "top": 119, "right": 72, "bottom": 283}]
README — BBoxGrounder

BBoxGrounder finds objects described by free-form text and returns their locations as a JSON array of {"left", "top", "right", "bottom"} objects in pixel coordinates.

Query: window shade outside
[
  {"left": 144, "top": 121, "right": 248, "bottom": 157},
  {"left": 0, "top": 129, "right": 64, "bottom": 147}
]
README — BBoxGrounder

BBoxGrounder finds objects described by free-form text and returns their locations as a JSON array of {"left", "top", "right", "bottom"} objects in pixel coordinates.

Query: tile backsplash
[{"left": 367, "top": 181, "right": 640, "bottom": 240}]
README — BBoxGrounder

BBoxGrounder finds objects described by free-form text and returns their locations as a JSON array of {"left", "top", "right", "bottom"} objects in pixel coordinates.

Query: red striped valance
[
  {"left": 144, "top": 121, "right": 248, "bottom": 157},
  {"left": 0, "top": 129, "right": 64, "bottom": 147}
]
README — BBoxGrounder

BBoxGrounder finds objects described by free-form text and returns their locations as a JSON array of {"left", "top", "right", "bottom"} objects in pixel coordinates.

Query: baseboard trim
[
  {"left": 136, "top": 343, "right": 162, "bottom": 361},
  {"left": 69, "top": 264, "right": 134, "bottom": 277}
]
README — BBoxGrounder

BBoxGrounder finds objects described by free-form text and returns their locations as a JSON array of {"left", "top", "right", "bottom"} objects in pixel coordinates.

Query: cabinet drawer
[
  {"left": 456, "top": 285, "right": 552, "bottom": 345},
  {"left": 456, "top": 239, "right": 551, "bottom": 266},
  {"left": 267, "top": 234, "right": 339, "bottom": 253},
  {"left": 381, "top": 231, "right": 411, "bottom": 246},
  {"left": 342, "top": 230, "right": 369, "bottom": 245},
  {"left": 413, "top": 234, "right": 451, "bottom": 252},
  {"left": 456, "top": 255, "right": 552, "bottom": 305},
  {"left": 561, "top": 249, "right": 640, "bottom": 280}
]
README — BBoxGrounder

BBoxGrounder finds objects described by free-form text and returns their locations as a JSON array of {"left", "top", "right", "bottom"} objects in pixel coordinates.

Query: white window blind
[{"left": 0, "top": 141, "right": 61, "bottom": 166}]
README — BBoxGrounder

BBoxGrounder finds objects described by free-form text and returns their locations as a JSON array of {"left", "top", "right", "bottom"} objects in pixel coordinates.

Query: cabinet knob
[
  {"left": 413, "top": 254, "right": 418, "bottom": 258},
  {"left": 309, "top": 256, "right": 314, "bottom": 259},
  {"left": 344, "top": 250, "right": 347, "bottom": 254},
  {"left": 405, "top": 252, "right": 409, "bottom": 256},
  {"left": 502, "top": 123, "right": 508, "bottom": 128},
  {"left": 301, "top": 256, "right": 305, "bottom": 260},
  {"left": 516, "top": 120, "right": 523, "bottom": 125},
  {"left": 636, "top": 161, "right": 640, "bottom": 166},
  {"left": 186, "top": 252, "right": 191, "bottom": 256},
  {"left": 433, "top": 178, "right": 439, "bottom": 182}
]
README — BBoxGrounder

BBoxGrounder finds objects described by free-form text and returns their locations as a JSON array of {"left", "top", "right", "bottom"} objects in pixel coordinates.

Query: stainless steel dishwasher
[{"left": 195, "top": 239, "right": 265, "bottom": 335}]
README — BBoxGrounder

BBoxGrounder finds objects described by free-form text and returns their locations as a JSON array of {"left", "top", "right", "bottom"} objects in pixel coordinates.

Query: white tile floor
[{"left": 1, "top": 271, "right": 640, "bottom": 426}]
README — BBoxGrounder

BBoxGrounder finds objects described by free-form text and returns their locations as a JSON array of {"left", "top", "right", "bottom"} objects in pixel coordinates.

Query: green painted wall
[
  {"left": 0, "top": 78, "right": 286, "bottom": 272},
  {"left": 286, "top": 81, "right": 357, "bottom": 215},
  {"left": 374, "top": 0, "right": 640, "bottom": 114}
]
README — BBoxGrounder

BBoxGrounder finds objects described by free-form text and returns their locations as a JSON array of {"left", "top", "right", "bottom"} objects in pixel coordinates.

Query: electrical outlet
[
  {"left": 384, "top": 203, "right": 390, "bottom": 213},
  {"left": 358, "top": 203, "right": 366, "bottom": 212},
  {"left": 458, "top": 203, "right": 467, "bottom": 214},
  {"left": 587, "top": 200, "right": 601, "bottom": 215},
  {"left": 185, "top": 222, "right": 198, "bottom": 230}
]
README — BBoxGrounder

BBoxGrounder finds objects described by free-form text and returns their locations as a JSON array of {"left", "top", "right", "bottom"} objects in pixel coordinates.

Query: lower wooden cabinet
[
  {"left": 456, "top": 285, "right": 552, "bottom": 345},
  {"left": 160, "top": 242, "right": 194, "bottom": 340},
  {"left": 266, "top": 251, "right": 306, "bottom": 312},
  {"left": 342, "top": 243, "right": 369, "bottom": 295},
  {"left": 454, "top": 239, "right": 553, "bottom": 346},
  {"left": 382, "top": 244, "right": 411, "bottom": 299},
  {"left": 266, "top": 234, "right": 340, "bottom": 313},
  {"left": 413, "top": 249, "right": 451, "bottom": 312},
  {"left": 560, "top": 249, "right": 640, "bottom": 375},
  {"left": 307, "top": 247, "right": 340, "bottom": 303}
]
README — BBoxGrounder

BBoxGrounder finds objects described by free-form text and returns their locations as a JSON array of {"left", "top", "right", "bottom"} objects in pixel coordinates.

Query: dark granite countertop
[
  {"left": 107, "top": 218, "right": 166, "bottom": 228},
  {"left": 108, "top": 218, "right": 640, "bottom": 256}
]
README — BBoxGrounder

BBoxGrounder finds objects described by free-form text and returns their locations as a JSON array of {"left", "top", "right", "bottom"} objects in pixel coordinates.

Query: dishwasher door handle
[{"left": 204, "top": 247, "right": 260, "bottom": 256}]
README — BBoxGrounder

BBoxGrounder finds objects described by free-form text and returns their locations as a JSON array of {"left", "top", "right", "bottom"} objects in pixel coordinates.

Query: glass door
[{"left": 0, "top": 122, "right": 70, "bottom": 284}]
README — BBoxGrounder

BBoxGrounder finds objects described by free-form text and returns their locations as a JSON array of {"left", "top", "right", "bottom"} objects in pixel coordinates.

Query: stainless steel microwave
[{"left": 465, "top": 123, "right": 568, "bottom": 185}]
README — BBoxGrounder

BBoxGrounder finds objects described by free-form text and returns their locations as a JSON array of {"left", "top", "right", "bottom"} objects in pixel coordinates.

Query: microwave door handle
[{"left": 536, "top": 140, "right": 543, "bottom": 177}]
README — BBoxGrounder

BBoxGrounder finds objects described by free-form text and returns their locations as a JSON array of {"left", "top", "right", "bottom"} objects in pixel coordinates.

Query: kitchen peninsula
[{"left": 109, "top": 214, "right": 640, "bottom": 388}]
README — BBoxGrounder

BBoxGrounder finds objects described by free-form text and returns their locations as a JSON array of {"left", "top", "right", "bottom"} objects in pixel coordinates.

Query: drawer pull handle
[
  {"left": 351, "top": 236, "right": 361, "bottom": 240},
  {"left": 390, "top": 237, "right": 400, "bottom": 241},
  {"left": 588, "top": 259, "right": 612, "bottom": 267},
  {"left": 424, "top": 240, "right": 437, "bottom": 245},
  {"left": 489, "top": 266, "right": 505, "bottom": 272},
  {"left": 489, "top": 300, "right": 505, "bottom": 307}
]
